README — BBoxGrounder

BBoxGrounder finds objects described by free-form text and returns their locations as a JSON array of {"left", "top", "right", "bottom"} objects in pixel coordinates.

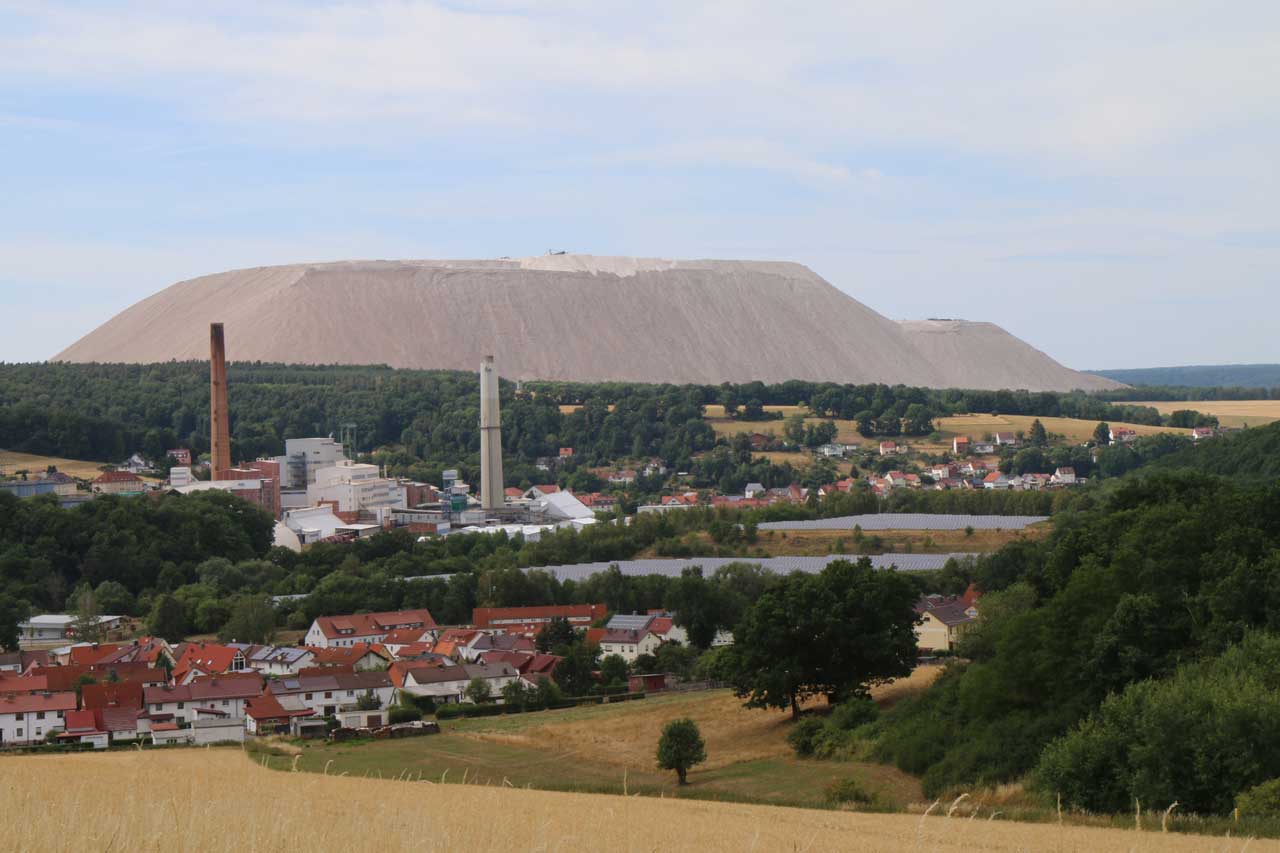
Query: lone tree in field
[{"left": 657, "top": 718, "right": 706, "bottom": 785}]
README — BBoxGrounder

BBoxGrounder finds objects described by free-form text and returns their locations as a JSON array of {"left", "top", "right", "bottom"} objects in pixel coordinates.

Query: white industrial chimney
[{"left": 479, "top": 355, "right": 505, "bottom": 511}]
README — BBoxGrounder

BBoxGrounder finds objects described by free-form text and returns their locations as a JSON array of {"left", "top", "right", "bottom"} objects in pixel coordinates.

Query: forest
[{"left": 0, "top": 362, "right": 1219, "bottom": 486}]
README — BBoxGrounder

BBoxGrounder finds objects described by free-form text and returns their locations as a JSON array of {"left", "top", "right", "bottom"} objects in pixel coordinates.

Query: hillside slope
[{"left": 54, "top": 255, "right": 1120, "bottom": 391}]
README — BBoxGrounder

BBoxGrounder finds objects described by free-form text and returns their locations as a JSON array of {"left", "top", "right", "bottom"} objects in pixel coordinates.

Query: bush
[
  {"left": 389, "top": 706, "right": 422, "bottom": 724},
  {"left": 829, "top": 697, "right": 878, "bottom": 731},
  {"left": 825, "top": 776, "right": 874, "bottom": 805},
  {"left": 787, "top": 718, "right": 825, "bottom": 757},
  {"left": 1237, "top": 779, "right": 1280, "bottom": 818}
]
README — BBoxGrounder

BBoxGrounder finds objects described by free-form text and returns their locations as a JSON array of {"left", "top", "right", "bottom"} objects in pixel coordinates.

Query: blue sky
[{"left": 1, "top": 1, "right": 1277, "bottom": 369}]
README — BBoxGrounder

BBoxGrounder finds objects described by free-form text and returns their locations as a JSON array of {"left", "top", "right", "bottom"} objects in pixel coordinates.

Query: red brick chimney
[{"left": 210, "top": 323, "right": 232, "bottom": 480}]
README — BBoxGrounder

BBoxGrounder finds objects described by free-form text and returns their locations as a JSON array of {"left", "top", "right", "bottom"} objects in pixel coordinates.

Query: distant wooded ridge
[{"left": 1090, "top": 364, "right": 1280, "bottom": 391}]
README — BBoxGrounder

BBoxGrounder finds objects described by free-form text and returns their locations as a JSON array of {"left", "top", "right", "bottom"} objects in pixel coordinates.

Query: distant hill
[
  {"left": 1090, "top": 364, "right": 1280, "bottom": 388},
  {"left": 54, "top": 255, "right": 1120, "bottom": 392}
]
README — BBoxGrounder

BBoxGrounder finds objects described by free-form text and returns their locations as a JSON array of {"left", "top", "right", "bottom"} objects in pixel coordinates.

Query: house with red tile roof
[
  {"left": 244, "top": 693, "right": 314, "bottom": 736},
  {"left": 68, "top": 643, "right": 129, "bottom": 667},
  {"left": 173, "top": 642, "right": 250, "bottom": 683},
  {"left": 306, "top": 642, "right": 392, "bottom": 671},
  {"left": 0, "top": 673, "right": 50, "bottom": 694},
  {"left": 80, "top": 681, "right": 144, "bottom": 711},
  {"left": 31, "top": 663, "right": 166, "bottom": 693},
  {"left": 0, "top": 691, "right": 77, "bottom": 745},
  {"left": 982, "top": 471, "right": 1011, "bottom": 490},
  {"left": 144, "top": 675, "right": 264, "bottom": 725},
  {"left": 472, "top": 604, "right": 607, "bottom": 636},
  {"left": 915, "top": 594, "right": 980, "bottom": 652},
  {"left": 304, "top": 609, "right": 437, "bottom": 649},
  {"left": 92, "top": 469, "right": 146, "bottom": 495}
]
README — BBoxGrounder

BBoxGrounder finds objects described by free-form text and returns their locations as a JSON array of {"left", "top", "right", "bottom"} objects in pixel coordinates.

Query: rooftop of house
[{"left": 311, "top": 609, "right": 437, "bottom": 640}]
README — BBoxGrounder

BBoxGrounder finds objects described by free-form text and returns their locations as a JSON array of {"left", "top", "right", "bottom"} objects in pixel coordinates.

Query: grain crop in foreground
[{"left": 0, "top": 749, "right": 1262, "bottom": 852}]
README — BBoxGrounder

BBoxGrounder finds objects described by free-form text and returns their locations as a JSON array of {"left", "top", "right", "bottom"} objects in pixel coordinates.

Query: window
[
  {"left": 222, "top": 700, "right": 229, "bottom": 707},
  {"left": 324, "top": 692, "right": 332, "bottom": 699},
  {"left": 177, "top": 702, "right": 185, "bottom": 709},
  {"left": 346, "top": 691, "right": 353, "bottom": 697},
  {"left": 16, "top": 729, "right": 22, "bottom": 738},
  {"left": 305, "top": 693, "right": 313, "bottom": 700},
  {"left": 36, "top": 712, "right": 45, "bottom": 720}
]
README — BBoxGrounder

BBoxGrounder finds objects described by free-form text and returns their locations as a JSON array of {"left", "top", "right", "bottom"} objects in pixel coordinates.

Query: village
[{"left": 0, "top": 587, "right": 978, "bottom": 750}]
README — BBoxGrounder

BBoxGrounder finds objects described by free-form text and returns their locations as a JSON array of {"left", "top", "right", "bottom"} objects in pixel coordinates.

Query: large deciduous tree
[{"left": 722, "top": 558, "right": 919, "bottom": 718}]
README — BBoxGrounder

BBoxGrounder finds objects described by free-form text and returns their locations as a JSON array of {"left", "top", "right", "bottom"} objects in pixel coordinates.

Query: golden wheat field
[
  {"left": 0, "top": 749, "right": 1263, "bottom": 853},
  {"left": 1119, "top": 400, "right": 1280, "bottom": 429}
]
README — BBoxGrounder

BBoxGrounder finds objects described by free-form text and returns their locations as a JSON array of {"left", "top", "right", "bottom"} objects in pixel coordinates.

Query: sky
[{"left": 1, "top": 1, "right": 1277, "bottom": 369}]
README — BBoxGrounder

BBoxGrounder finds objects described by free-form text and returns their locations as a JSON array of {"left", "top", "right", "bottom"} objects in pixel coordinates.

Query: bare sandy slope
[
  {"left": 0, "top": 749, "right": 1256, "bottom": 852},
  {"left": 53, "top": 255, "right": 1120, "bottom": 391}
]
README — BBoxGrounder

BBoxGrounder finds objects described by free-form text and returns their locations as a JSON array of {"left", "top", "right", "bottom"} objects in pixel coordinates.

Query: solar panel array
[
  {"left": 522, "top": 553, "right": 976, "bottom": 582},
  {"left": 757, "top": 513, "right": 1048, "bottom": 532}
]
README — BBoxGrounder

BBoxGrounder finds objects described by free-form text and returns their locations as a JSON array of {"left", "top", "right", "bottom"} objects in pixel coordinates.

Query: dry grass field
[
  {"left": 1119, "top": 400, "right": 1280, "bottom": 429},
  {"left": 932, "top": 413, "right": 1180, "bottom": 448},
  {"left": 0, "top": 748, "right": 1259, "bottom": 852},
  {"left": 0, "top": 450, "right": 165, "bottom": 483},
  {"left": 747, "top": 525, "right": 1050, "bottom": 556}
]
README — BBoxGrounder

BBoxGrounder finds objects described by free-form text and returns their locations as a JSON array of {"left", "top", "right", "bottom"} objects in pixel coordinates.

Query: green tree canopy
[{"left": 657, "top": 717, "right": 707, "bottom": 785}]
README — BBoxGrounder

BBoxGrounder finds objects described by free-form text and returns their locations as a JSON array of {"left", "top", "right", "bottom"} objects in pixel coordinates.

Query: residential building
[
  {"left": 247, "top": 646, "right": 315, "bottom": 676},
  {"left": 173, "top": 643, "right": 250, "bottom": 683},
  {"left": 982, "top": 472, "right": 1010, "bottom": 490},
  {"left": 92, "top": 470, "right": 146, "bottom": 495},
  {"left": 472, "top": 603, "right": 608, "bottom": 636},
  {"left": 1050, "top": 467, "right": 1077, "bottom": 485},
  {"left": 0, "top": 691, "right": 77, "bottom": 745},
  {"left": 144, "top": 676, "right": 265, "bottom": 725},
  {"left": 879, "top": 441, "right": 898, "bottom": 456},
  {"left": 994, "top": 432, "right": 1019, "bottom": 447},
  {"left": 1109, "top": 427, "right": 1138, "bottom": 444},
  {"left": 952, "top": 436, "right": 970, "bottom": 455},
  {"left": 17, "top": 614, "right": 125, "bottom": 644},
  {"left": 305, "top": 609, "right": 437, "bottom": 649},
  {"left": 266, "top": 671, "right": 395, "bottom": 717},
  {"left": 307, "top": 643, "right": 391, "bottom": 671},
  {"left": 915, "top": 593, "right": 979, "bottom": 652}
]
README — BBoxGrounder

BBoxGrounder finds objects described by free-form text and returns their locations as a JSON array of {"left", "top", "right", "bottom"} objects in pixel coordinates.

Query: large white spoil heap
[{"left": 54, "top": 255, "right": 1121, "bottom": 391}]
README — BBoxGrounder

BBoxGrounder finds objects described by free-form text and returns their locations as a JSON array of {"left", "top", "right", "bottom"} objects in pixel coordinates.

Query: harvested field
[
  {"left": 0, "top": 748, "right": 1254, "bottom": 851},
  {"left": 0, "top": 450, "right": 159, "bottom": 482},
  {"left": 1118, "top": 400, "right": 1280, "bottom": 429},
  {"left": 749, "top": 526, "right": 1047, "bottom": 556},
  {"left": 933, "top": 413, "right": 1180, "bottom": 448}
]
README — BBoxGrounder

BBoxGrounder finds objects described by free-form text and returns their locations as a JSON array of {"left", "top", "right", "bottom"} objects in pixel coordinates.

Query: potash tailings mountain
[{"left": 55, "top": 255, "right": 1121, "bottom": 392}]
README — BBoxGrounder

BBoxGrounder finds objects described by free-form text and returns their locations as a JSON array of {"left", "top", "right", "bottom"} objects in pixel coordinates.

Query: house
[
  {"left": 972, "top": 441, "right": 996, "bottom": 454},
  {"left": 642, "top": 459, "right": 667, "bottom": 477},
  {"left": 144, "top": 675, "right": 264, "bottom": 725},
  {"left": 461, "top": 662, "right": 520, "bottom": 698},
  {"left": 166, "top": 448, "right": 192, "bottom": 466},
  {"left": 377, "top": 628, "right": 435, "bottom": 657},
  {"left": 994, "top": 432, "right": 1019, "bottom": 448},
  {"left": 982, "top": 471, "right": 1010, "bottom": 490},
  {"left": 558, "top": 447, "right": 575, "bottom": 458},
  {"left": 173, "top": 642, "right": 250, "bottom": 683},
  {"left": 598, "top": 628, "right": 662, "bottom": 663},
  {"left": 32, "top": 663, "right": 166, "bottom": 693},
  {"left": 266, "top": 671, "right": 395, "bottom": 717},
  {"left": 244, "top": 693, "right": 314, "bottom": 736},
  {"left": 306, "top": 642, "right": 392, "bottom": 671},
  {"left": 503, "top": 487, "right": 525, "bottom": 502},
  {"left": 473, "top": 604, "right": 608, "bottom": 636},
  {"left": 1192, "top": 427, "right": 1218, "bottom": 441},
  {"left": 816, "top": 443, "right": 846, "bottom": 458},
  {"left": 247, "top": 646, "right": 315, "bottom": 676},
  {"left": 748, "top": 433, "right": 771, "bottom": 452},
  {"left": 0, "top": 691, "right": 77, "bottom": 745},
  {"left": 952, "top": 436, "right": 970, "bottom": 455},
  {"left": 58, "top": 709, "right": 109, "bottom": 749},
  {"left": 879, "top": 441, "right": 898, "bottom": 456},
  {"left": 576, "top": 492, "right": 618, "bottom": 513},
  {"left": 395, "top": 663, "right": 474, "bottom": 703},
  {"left": 744, "top": 482, "right": 766, "bottom": 499},
  {"left": 80, "top": 681, "right": 144, "bottom": 712},
  {"left": 305, "top": 609, "right": 437, "bottom": 649},
  {"left": 18, "top": 614, "right": 125, "bottom": 644},
  {"left": 884, "top": 471, "right": 909, "bottom": 489},
  {"left": 435, "top": 628, "right": 490, "bottom": 661},
  {"left": 1050, "top": 467, "right": 1077, "bottom": 485},
  {"left": 1109, "top": 427, "right": 1138, "bottom": 444},
  {"left": 118, "top": 453, "right": 151, "bottom": 474},
  {"left": 607, "top": 470, "right": 637, "bottom": 485},
  {"left": 0, "top": 673, "right": 49, "bottom": 694},
  {"left": 914, "top": 594, "right": 979, "bottom": 652},
  {"left": 92, "top": 470, "right": 146, "bottom": 495}
]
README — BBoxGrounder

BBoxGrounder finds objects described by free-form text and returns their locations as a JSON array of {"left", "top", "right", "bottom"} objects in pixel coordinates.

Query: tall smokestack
[
  {"left": 479, "top": 355, "right": 504, "bottom": 512},
  {"left": 210, "top": 323, "right": 232, "bottom": 481}
]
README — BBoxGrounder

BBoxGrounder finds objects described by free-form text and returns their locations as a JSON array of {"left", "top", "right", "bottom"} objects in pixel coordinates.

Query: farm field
[
  {"left": 0, "top": 450, "right": 115, "bottom": 481},
  {"left": 263, "top": 687, "right": 927, "bottom": 810},
  {"left": 0, "top": 740, "right": 1259, "bottom": 851},
  {"left": 1118, "top": 400, "right": 1280, "bottom": 429},
  {"left": 747, "top": 525, "right": 1048, "bottom": 556}
]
